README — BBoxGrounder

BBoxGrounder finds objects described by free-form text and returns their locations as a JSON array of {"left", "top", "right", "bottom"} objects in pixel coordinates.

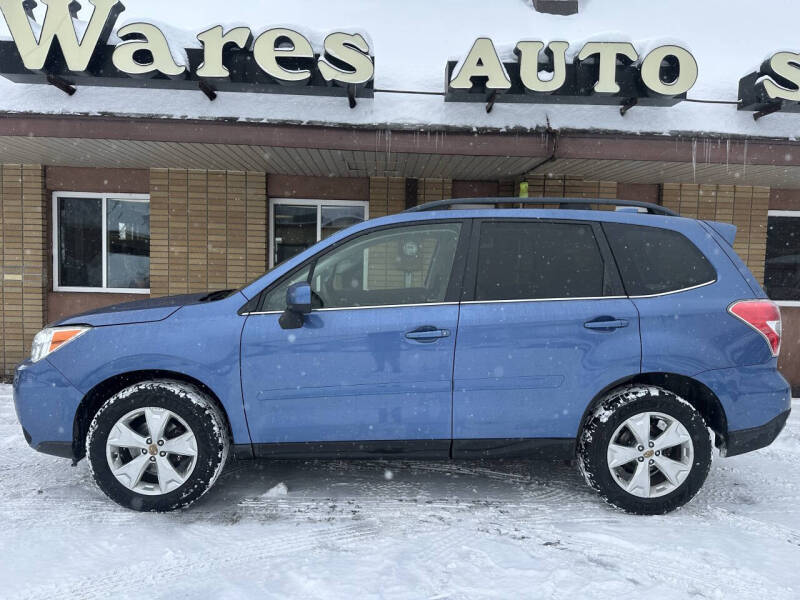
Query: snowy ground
[{"left": 1, "top": 384, "right": 798, "bottom": 600}]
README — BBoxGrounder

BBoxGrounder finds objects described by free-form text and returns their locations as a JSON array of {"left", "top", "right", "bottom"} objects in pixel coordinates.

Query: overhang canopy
[{"left": 2, "top": 115, "right": 800, "bottom": 187}]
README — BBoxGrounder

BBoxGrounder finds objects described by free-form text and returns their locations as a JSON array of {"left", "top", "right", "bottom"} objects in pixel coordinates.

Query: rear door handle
[
  {"left": 405, "top": 326, "right": 450, "bottom": 342},
  {"left": 584, "top": 318, "right": 629, "bottom": 330}
]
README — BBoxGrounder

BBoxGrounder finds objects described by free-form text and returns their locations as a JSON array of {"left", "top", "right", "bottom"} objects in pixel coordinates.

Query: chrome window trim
[
  {"left": 461, "top": 296, "right": 627, "bottom": 305},
  {"left": 628, "top": 279, "right": 716, "bottom": 298},
  {"left": 243, "top": 301, "right": 459, "bottom": 316},
  {"left": 242, "top": 281, "right": 717, "bottom": 315},
  {"left": 461, "top": 280, "right": 716, "bottom": 304},
  {"left": 314, "top": 302, "right": 460, "bottom": 312}
]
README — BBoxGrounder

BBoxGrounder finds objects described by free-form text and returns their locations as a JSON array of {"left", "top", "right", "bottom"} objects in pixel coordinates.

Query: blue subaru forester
[{"left": 13, "top": 198, "right": 791, "bottom": 514}]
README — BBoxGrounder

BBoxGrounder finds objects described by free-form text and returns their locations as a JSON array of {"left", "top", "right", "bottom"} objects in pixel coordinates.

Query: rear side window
[
  {"left": 475, "top": 221, "right": 609, "bottom": 301},
  {"left": 603, "top": 222, "right": 716, "bottom": 296}
]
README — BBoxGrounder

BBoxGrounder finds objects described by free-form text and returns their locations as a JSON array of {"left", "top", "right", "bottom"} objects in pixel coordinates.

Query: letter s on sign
[
  {"left": 318, "top": 32, "right": 374, "bottom": 86},
  {"left": 762, "top": 52, "right": 800, "bottom": 102}
]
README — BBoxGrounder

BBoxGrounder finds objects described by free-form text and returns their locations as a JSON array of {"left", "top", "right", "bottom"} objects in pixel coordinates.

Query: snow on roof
[{"left": 1, "top": 0, "right": 799, "bottom": 138}]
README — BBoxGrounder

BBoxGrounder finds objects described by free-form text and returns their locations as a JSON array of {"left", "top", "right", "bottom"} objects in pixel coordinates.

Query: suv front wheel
[
  {"left": 86, "top": 380, "right": 230, "bottom": 511},
  {"left": 578, "top": 385, "right": 712, "bottom": 514}
]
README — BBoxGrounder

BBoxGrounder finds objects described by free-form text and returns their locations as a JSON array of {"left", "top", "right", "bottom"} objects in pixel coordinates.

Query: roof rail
[{"left": 405, "top": 197, "right": 679, "bottom": 217}]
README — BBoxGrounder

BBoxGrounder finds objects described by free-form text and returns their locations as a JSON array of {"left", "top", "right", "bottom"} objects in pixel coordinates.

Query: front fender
[{"left": 46, "top": 299, "right": 251, "bottom": 444}]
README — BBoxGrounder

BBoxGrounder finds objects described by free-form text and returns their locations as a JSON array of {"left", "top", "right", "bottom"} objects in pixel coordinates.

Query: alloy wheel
[
  {"left": 606, "top": 411, "right": 695, "bottom": 498},
  {"left": 105, "top": 406, "right": 198, "bottom": 495}
]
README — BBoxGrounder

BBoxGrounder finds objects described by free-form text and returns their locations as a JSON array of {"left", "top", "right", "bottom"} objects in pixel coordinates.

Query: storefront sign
[
  {"left": 445, "top": 38, "right": 698, "bottom": 107},
  {"left": 1, "top": 1, "right": 799, "bottom": 120},
  {"left": 739, "top": 52, "right": 800, "bottom": 115},
  {"left": 0, "top": 0, "right": 374, "bottom": 98}
]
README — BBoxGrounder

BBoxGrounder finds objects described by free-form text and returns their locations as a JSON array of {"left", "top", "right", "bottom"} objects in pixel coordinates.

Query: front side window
[
  {"left": 310, "top": 223, "right": 461, "bottom": 309},
  {"left": 475, "top": 221, "right": 608, "bottom": 301},
  {"left": 271, "top": 199, "right": 368, "bottom": 267},
  {"left": 54, "top": 193, "right": 150, "bottom": 292},
  {"left": 263, "top": 222, "right": 462, "bottom": 311},
  {"left": 603, "top": 222, "right": 716, "bottom": 296},
  {"left": 764, "top": 211, "right": 800, "bottom": 303},
  {"left": 262, "top": 265, "right": 311, "bottom": 312}
]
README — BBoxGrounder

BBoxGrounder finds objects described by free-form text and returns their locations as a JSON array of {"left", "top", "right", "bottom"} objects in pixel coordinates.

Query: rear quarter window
[{"left": 603, "top": 222, "right": 716, "bottom": 296}]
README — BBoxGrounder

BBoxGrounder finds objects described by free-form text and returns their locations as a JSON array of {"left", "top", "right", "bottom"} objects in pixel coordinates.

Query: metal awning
[{"left": 1, "top": 113, "right": 799, "bottom": 186}]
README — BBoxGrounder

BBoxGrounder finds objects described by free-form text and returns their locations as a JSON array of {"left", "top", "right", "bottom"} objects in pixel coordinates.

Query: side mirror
[{"left": 279, "top": 282, "right": 312, "bottom": 329}]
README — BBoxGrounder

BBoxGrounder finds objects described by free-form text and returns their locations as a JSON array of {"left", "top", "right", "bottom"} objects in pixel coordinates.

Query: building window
[
  {"left": 765, "top": 210, "right": 800, "bottom": 305},
  {"left": 269, "top": 199, "right": 368, "bottom": 268},
  {"left": 53, "top": 192, "right": 150, "bottom": 293}
]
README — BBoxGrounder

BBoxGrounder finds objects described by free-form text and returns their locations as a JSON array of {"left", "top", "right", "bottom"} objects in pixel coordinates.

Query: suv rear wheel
[
  {"left": 86, "top": 380, "right": 230, "bottom": 511},
  {"left": 578, "top": 385, "right": 712, "bottom": 514}
]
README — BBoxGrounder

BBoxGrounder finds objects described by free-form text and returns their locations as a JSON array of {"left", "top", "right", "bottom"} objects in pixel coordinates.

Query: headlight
[{"left": 31, "top": 326, "right": 90, "bottom": 363}]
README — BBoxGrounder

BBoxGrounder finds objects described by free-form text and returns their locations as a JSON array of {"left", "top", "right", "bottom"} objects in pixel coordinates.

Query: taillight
[{"left": 728, "top": 300, "right": 782, "bottom": 357}]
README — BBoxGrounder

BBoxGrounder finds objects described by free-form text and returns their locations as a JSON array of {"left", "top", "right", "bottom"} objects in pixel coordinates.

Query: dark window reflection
[
  {"left": 604, "top": 223, "right": 716, "bottom": 296},
  {"left": 58, "top": 197, "right": 102, "bottom": 287},
  {"left": 321, "top": 205, "right": 366, "bottom": 240},
  {"left": 273, "top": 203, "right": 368, "bottom": 266},
  {"left": 107, "top": 199, "right": 150, "bottom": 289},
  {"left": 765, "top": 216, "right": 800, "bottom": 301},
  {"left": 476, "top": 222, "right": 606, "bottom": 300},
  {"left": 274, "top": 204, "right": 317, "bottom": 265}
]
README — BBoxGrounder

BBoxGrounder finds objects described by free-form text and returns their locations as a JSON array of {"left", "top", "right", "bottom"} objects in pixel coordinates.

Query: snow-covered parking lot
[{"left": 1, "top": 384, "right": 798, "bottom": 600}]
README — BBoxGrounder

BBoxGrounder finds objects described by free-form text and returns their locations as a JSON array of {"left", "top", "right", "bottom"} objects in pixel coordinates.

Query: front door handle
[
  {"left": 584, "top": 318, "right": 629, "bottom": 330},
  {"left": 405, "top": 326, "right": 450, "bottom": 342}
]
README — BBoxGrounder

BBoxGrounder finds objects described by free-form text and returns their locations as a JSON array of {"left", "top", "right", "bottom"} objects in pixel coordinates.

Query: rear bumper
[
  {"left": 696, "top": 362, "right": 791, "bottom": 425},
  {"left": 13, "top": 358, "right": 84, "bottom": 460},
  {"left": 724, "top": 409, "right": 791, "bottom": 457},
  {"left": 694, "top": 362, "right": 792, "bottom": 456}
]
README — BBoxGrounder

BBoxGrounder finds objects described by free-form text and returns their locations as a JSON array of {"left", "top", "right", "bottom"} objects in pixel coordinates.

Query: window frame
[
  {"left": 460, "top": 218, "right": 626, "bottom": 303},
  {"left": 52, "top": 191, "right": 151, "bottom": 294},
  {"left": 269, "top": 198, "right": 370, "bottom": 269},
  {"left": 247, "top": 218, "right": 472, "bottom": 314},
  {"left": 765, "top": 209, "right": 800, "bottom": 307}
]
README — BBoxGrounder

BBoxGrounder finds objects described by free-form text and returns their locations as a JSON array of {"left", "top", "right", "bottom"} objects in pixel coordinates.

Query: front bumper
[
  {"left": 725, "top": 409, "right": 791, "bottom": 457},
  {"left": 13, "top": 358, "right": 85, "bottom": 459}
]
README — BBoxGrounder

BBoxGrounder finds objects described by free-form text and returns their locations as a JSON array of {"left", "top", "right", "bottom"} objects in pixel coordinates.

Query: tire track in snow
[
  {"left": 18, "top": 521, "right": 379, "bottom": 600},
  {"left": 711, "top": 508, "right": 800, "bottom": 547},
  {"left": 542, "top": 528, "right": 795, "bottom": 600}
]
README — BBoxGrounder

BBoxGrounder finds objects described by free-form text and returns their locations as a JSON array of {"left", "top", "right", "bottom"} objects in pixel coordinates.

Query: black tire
[
  {"left": 86, "top": 380, "right": 230, "bottom": 512},
  {"left": 578, "top": 385, "right": 712, "bottom": 515}
]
